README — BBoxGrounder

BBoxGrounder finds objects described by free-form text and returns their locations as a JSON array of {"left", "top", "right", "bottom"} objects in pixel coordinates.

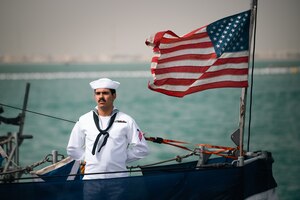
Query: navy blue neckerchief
[{"left": 92, "top": 112, "right": 117, "bottom": 155}]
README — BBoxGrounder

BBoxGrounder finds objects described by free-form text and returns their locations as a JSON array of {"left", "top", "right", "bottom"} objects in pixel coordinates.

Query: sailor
[{"left": 67, "top": 78, "right": 149, "bottom": 179}]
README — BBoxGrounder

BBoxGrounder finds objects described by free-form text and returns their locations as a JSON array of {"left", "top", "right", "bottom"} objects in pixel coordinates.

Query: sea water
[{"left": 0, "top": 62, "right": 299, "bottom": 199}]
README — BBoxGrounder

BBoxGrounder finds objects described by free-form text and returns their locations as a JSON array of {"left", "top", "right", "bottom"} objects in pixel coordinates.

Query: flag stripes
[{"left": 146, "top": 10, "right": 251, "bottom": 97}]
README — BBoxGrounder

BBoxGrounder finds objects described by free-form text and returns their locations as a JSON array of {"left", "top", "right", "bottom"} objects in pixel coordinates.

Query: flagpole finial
[{"left": 251, "top": 0, "right": 258, "bottom": 9}]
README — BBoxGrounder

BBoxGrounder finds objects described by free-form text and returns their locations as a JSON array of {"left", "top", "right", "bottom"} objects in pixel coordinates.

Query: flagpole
[{"left": 238, "top": 0, "right": 258, "bottom": 167}]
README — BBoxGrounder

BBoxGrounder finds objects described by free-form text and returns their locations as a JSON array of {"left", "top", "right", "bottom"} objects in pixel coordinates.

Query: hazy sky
[{"left": 0, "top": 0, "right": 299, "bottom": 58}]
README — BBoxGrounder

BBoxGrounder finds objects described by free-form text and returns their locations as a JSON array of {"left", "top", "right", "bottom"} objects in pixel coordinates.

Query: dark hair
[
  {"left": 93, "top": 89, "right": 116, "bottom": 95},
  {"left": 110, "top": 89, "right": 116, "bottom": 95}
]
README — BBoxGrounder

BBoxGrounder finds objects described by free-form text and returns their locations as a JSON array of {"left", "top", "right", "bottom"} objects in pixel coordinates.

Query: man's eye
[{"left": 95, "top": 92, "right": 109, "bottom": 95}]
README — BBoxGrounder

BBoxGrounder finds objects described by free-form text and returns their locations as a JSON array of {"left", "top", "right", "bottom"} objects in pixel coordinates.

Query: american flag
[{"left": 146, "top": 10, "right": 251, "bottom": 98}]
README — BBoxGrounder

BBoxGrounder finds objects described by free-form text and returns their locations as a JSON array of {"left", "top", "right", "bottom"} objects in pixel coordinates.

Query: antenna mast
[{"left": 238, "top": 0, "right": 258, "bottom": 166}]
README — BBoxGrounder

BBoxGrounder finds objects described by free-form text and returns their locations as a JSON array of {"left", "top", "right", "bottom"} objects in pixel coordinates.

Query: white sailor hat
[{"left": 89, "top": 78, "right": 120, "bottom": 90}]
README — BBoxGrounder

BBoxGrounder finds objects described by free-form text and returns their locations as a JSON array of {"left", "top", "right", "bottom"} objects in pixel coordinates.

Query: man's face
[{"left": 94, "top": 88, "right": 116, "bottom": 110}]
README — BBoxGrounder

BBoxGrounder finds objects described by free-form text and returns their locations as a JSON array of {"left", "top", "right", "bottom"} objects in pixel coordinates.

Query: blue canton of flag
[{"left": 207, "top": 10, "right": 251, "bottom": 57}]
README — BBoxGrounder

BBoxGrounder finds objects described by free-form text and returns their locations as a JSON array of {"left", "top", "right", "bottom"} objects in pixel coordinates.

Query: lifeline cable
[
  {"left": 0, "top": 102, "right": 76, "bottom": 124},
  {"left": 145, "top": 136, "right": 193, "bottom": 151},
  {"left": 1, "top": 102, "right": 194, "bottom": 152}
]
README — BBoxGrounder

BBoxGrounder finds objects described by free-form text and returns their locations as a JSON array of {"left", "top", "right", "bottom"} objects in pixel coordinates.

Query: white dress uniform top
[
  {"left": 67, "top": 108, "right": 149, "bottom": 179},
  {"left": 67, "top": 78, "right": 149, "bottom": 180}
]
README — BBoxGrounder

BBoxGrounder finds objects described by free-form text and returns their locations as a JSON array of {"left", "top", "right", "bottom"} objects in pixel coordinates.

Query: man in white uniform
[{"left": 67, "top": 78, "right": 149, "bottom": 180}]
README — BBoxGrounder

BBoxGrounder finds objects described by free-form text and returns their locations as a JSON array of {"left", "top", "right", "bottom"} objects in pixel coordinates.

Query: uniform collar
[{"left": 93, "top": 107, "right": 119, "bottom": 116}]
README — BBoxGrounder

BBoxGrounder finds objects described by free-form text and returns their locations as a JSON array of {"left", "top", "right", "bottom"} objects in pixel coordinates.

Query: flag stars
[{"left": 207, "top": 10, "right": 250, "bottom": 56}]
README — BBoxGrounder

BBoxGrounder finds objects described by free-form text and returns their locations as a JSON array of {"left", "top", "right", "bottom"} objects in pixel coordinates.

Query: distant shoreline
[{"left": 0, "top": 52, "right": 299, "bottom": 64}]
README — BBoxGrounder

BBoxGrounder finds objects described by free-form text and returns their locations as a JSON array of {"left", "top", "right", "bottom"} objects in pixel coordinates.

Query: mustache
[{"left": 98, "top": 98, "right": 106, "bottom": 103}]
